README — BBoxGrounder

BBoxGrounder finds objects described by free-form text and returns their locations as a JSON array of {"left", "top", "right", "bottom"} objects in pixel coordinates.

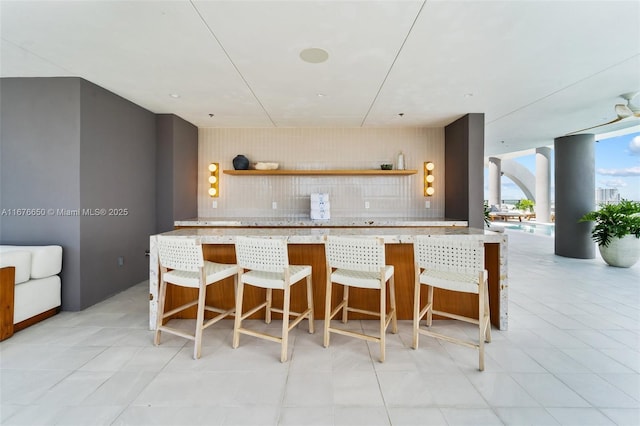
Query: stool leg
[
  {"left": 265, "top": 288, "right": 273, "bottom": 324},
  {"left": 281, "top": 284, "right": 291, "bottom": 363},
  {"left": 379, "top": 277, "right": 386, "bottom": 363},
  {"left": 232, "top": 274, "right": 238, "bottom": 317},
  {"left": 484, "top": 283, "right": 492, "bottom": 343},
  {"left": 154, "top": 272, "right": 168, "bottom": 346},
  {"left": 412, "top": 273, "right": 420, "bottom": 350},
  {"left": 426, "top": 285, "right": 434, "bottom": 327},
  {"left": 306, "top": 275, "right": 315, "bottom": 334},
  {"left": 341, "top": 285, "right": 349, "bottom": 323},
  {"left": 233, "top": 280, "right": 245, "bottom": 349},
  {"left": 324, "top": 267, "right": 332, "bottom": 348},
  {"left": 194, "top": 282, "right": 207, "bottom": 359},
  {"left": 478, "top": 272, "right": 485, "bottom": 371},
  {"left": 389, "top": 275, "right": 398, "bottom": 334}
]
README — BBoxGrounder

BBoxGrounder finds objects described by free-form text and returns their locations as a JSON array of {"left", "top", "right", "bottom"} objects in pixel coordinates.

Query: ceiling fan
[{"left": 567, "top": 91, "right": 640, "bottom": 135}]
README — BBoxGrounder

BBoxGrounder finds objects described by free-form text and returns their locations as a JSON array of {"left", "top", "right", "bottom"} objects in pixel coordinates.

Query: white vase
[{"left": 598, "top": 235, "right": 640, "bottom": 268}]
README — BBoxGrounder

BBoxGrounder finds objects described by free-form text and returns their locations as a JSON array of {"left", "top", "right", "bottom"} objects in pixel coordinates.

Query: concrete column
[
  {"left": 444, "top": 113, "right": 485, "bottom": 229},
  {"left": 554, "top": 134, "right": 595, "bottom": 259},
  {"left": 488, "top": 157, "right": 501, "bottom": 207},
  {"left": 535, "top": 147, "right": 551, "bottom": 223}
]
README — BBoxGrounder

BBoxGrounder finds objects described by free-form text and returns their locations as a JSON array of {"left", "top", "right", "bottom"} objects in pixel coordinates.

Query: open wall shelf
[{"left": 223, "top": 169, "right": 417, "bottom": 176}]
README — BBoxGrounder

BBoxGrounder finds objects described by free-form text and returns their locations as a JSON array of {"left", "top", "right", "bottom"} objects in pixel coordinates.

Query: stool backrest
[
  {"left": 235, "top": 236, "right": 289, "bottom": 272},
  {"left": 324, "top": 236, "right": 385, "bottom": 272},
  {"left": 157, "top": 236, "right": 204, "bottom": 272},
  {"left": 413, "top": 235, "right": 484, "bottom": 274}
]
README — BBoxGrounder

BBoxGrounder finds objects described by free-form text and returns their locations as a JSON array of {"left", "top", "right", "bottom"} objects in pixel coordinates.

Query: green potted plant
[
  {"left": 483, "top": 201, "right": 491, "bottom": 228},
  {"left": 579, "top": 199, "right": 640, "bottom": 267},
  {"left": 515, "top": 199, "right": 535, "bottom": 213}
]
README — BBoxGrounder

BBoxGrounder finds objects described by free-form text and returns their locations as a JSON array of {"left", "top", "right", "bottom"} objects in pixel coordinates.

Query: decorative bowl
[
  {"left": 254, "top": 162, "right": 279, "bottom": 170},
  {"left": 380, "top": 164, "right": 393, "bottom": 170},
  {"left": 233, "top": 154, "right": 250, "bottom": 170}
]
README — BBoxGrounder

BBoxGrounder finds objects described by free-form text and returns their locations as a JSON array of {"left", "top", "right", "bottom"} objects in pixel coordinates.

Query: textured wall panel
[{"left": 199, "top": 128, "right": 444, "bottom": 218}]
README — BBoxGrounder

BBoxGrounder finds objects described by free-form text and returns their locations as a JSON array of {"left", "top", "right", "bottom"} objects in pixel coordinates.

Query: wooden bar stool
[
  {"left": 323, "top": 235, "right": 397, "bottom": 362},
  {"left": 233, "top": 236, "right": 314, "bottom": 362},
  {"left": 154, "top": 236, "right": 238, "bottom": 359},
  {"left": 412, "top": 235, "right": 491, "bottom": 371}
]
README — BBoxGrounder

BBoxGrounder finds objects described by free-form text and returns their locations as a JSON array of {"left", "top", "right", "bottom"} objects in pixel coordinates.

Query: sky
[{"left": 486, "top": 131, "right": 640, "bottom": 202}]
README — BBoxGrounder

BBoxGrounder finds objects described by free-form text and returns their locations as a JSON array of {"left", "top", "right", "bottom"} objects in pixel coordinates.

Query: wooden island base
[{"left": 161, "top": 242, "right": 501, "bottom": 329}]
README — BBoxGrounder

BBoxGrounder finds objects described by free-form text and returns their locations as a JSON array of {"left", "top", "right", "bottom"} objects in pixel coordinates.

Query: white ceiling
[{"left": 1, "top": 0, "right": 639, "bottom": 156}]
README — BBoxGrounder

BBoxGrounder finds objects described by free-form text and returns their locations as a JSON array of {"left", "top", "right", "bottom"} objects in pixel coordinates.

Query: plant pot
[{"left": 598, "top": 235, "right": 640, "bottom": 268}]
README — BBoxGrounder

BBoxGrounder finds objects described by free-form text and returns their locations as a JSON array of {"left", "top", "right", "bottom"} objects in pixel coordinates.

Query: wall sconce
[
  {"left": 208, "top": 162, "right": 219, "bottom": 197},
  {"left": 424, "top": 162, "right": 435, "bottom": 196}
]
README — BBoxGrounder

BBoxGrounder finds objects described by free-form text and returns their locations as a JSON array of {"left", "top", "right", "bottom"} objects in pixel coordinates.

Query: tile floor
[{"left": 1, "top": 230, "right": 639, "bottom": 425}]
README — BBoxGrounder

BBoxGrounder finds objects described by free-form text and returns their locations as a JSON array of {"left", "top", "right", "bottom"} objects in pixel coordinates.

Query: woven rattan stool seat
[
  {"left": 154, "top": 236, "right": 238, "bottom": 360},
  {"left": 233, "top": 236, "right": 314, "bottom": 362},
  {"left": 412, "top": 235, "right": 491, "bottom": 371},
  {"left": 323, "top": 236, "right": 397, "bottom": 362}
]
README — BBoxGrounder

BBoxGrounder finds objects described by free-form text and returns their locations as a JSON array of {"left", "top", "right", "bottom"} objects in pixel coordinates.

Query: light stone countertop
[
  {"left": 160, "top": 226, "right": 503, "bottom": 244},
  {"left": 174, "top": 217, "right": 468, "bottom": 228}
]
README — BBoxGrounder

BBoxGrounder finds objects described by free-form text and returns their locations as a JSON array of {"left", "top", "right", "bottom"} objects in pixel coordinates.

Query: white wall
[{"left": 198, "top": 127, "right": 444, "bottom": 218}]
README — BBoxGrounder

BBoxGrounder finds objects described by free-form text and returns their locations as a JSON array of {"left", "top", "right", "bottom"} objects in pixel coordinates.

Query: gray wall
[
  {"left": 156, "top": 114, "right": 198, "bottom": 233},
  {"left": 1, "top": 77, "right": 83, "bottom": 309},
  {"left": 79, "top": 79, "right": 157, "bottom": 307},
  {"left": 1, "top": 77, "right": 157, "bottom": 310},
  {"left": 444, "top": 113, "right": 485, "bottom": 229}
]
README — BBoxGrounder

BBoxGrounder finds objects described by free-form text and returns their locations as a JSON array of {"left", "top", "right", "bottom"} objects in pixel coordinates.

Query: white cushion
[
  {"left": 331, "top": 265, "right": 394, "bottom": 289},
  {"left": 419, "top": 269, "right": 488, "bottom": 294},
  {"left": 163, "top": 260, "right": 238, "bottom": 288},
  {"left": 0, "top": 245, "right": 62, "bottom": 278},
  {"left": 241, "top": 265, "right": 311, "bottom": 289},
  {"left": 0, "top": 250, "right": 31, "bottom": 284},
  {"left": 14, "top": 275, "right": 61, "bottom": 323}
]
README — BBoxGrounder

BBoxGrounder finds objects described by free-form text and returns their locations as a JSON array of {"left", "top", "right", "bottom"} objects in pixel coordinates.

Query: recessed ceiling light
[
  {"left": 317, "top": 93, "right": 327, "bottom": 97},
  {"left": 169, "top": 93, "right": 180, "bottom": 98},
  {"left": 300, "top": 48, "right": 329, "bottom": 64}
]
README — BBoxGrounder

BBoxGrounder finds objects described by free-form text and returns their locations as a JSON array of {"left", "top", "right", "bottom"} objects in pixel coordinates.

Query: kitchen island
[{"left": 149, "top": 219, "right": 508, "bottom": 331}]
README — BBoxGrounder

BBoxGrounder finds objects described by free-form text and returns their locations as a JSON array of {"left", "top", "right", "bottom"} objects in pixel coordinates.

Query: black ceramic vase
[{"left": 233, "top": 155, "right": 250, "bottom": 170}]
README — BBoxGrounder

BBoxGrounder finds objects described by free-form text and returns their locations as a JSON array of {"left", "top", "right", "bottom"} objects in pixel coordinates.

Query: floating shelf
[{"left": 223, "top": 169, "right": 417, "bottom": 176}]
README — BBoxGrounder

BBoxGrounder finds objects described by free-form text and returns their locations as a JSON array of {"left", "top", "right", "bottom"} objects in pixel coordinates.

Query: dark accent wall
[
  {"left": 1, "top": 77, "right": 157, "bottom": 310},
  {"left": 554, "top": 134, "right": 595, "bottom": 259},
  {"left": 79, "top": 79, "right": 157, "bottom": 307},
  {"left": 1, "top": 77, "right": 83, "bottom": 308},
  {"left": 444, "top": 113, "right": 485, "bottom": 229},
  {"left": 156, "top": 114, "right": 198, "bottom": 233}
]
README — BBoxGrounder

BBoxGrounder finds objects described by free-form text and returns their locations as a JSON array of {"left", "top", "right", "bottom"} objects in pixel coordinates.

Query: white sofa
[{"left": 0, "top": 245, "right": 62, "bottom": 337}]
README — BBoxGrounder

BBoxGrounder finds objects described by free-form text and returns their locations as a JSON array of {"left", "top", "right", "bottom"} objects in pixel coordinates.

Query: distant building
[{"left": 596, "top": 188, "right": 621, "bottom": 205}]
